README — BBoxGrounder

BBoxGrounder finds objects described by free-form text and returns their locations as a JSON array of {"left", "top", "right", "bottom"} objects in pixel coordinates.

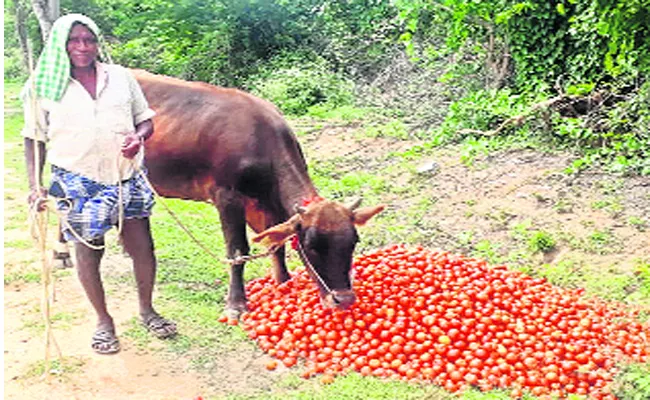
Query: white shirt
[{"left": 22, "top": 62, "right": 155, "bottom": 184}]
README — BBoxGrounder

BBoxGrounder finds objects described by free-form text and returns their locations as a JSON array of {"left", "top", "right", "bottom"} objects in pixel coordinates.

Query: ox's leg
[
  {"left": 271, "top": 246, "right": 290, "bottom": 284},
  {"left": 214, "top": 189, "right": 250, "bottom": 319},
  {"left": 53, "top": 219, "right": 74, "bottom": 269}
]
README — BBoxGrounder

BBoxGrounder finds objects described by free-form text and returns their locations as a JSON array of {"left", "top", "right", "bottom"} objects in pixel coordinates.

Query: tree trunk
[
  {"left": 31, "top": 0, "right": 53, "bottom": 41},
  {"left": 48, "top": 0, "right": 59, "bottom": 21},
  {"left": 13, "top": 0, "right": 31, "bottom": 70}
]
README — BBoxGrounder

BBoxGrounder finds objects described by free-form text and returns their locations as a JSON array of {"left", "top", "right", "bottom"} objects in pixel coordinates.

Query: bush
[
  {"left": 561, "top": 81, "right": 650, "bottom": 175},
  {"left": 4, "top": 48, "right": 26, "bottom": 81},
  {"left": 436, "top": 88, "right": 535, "bottom": 140},
  {"left": 248, "top": 54, "right": 355, "bottom": 116},
  {"left": 110, "top": 38, "right": 166, "bottom": 74},
  {"left": 612, "top": 362, "right": 650, "bottom": 400},
  {"left": 528, "top": 231, "right": 556, "bottom": 254}
]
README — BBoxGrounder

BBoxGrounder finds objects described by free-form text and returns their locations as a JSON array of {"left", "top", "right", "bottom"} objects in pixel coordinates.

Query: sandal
[
  {"left": 142, "top": 314, "right": 177, "bottom": 339},
  {"left": 91, "top": 329, "right": 120, "bottom": 354}
]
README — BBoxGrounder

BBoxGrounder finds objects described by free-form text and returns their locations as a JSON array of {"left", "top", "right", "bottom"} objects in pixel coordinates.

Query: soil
[{"left": 4, "top": 119, "right": 650, "bottom": 399}]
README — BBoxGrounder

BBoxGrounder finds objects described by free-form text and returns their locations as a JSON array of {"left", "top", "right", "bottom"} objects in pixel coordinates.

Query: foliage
[
  {"left": 636, "top": 260, "right": 650, "bottom": 297},
  {"left": 315, "top": 0, "right": 402, "bottom": 80},
  {"left": 4, "top": 47, "right": 26, "bottom": 80},
  {"left": 612, "top": 362, "right": 650, "bottom": 400},
  {"left": 248, "top": 52, "right": 355, "bottom": 116},
  {"left": 561, "top": 81, "right": 650, "bottom": 175},
  {"left": 225, "top": 372, "right": 447, "bottom": 400},
  {"left": 528, "top": 231, "right": 556, "bottom": 254},
  {"left": 439, "top": 88, "right": 533, "bottom": 136},
  {"left": 396, "top": 0, "right": 650, "bottom": 88},
  {"left": 362, "top": 120, "right": 411, "bottom": 140}
]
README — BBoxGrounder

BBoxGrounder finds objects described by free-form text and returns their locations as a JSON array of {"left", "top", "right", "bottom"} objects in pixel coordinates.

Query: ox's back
[{"left": 132, "top": 69, "right": 312, "bottom": 208}]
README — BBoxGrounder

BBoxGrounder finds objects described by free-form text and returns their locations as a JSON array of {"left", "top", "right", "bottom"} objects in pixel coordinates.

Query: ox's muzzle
[{"left": 322, "top": 289, "right": 356, "bottom": 310}]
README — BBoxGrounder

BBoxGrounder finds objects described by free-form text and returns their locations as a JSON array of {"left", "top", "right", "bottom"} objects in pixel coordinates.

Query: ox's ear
[
  {"left": 352, "top": 205, "right": 385, "bottom": 226},
  {"left": 251, "top": 214, "right": 301, "bottom": 249}
]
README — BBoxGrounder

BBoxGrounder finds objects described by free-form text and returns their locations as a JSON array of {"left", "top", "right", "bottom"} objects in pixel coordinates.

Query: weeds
[
  {"left": 535, "top": 260, "right": 582, "bottom": 288},
  {"left": 511, "top": 220, "right": 558, "bottom": 254},
  {"left": 636, "top": 260, "right": 650, "bottom": 297},
  {"left": 585, "top": 229, "right": 620, "bottom": 255},
  {"left": 22, "top": 357, "right": 86, "bottom": 381},
  {"left": 591, "top": 197, "right": 624, "bottom": 218},
  {"left": 612, "top": 362, "right": 650, "bottom": 400},
  {"left": 627, "top": 216, "right": 647, "bottom": 232},
  {"left": 4, "top": 270, "right": 41, "bottom": 284},
  {"left": 527, "top": 231, "right": 556, "bottom": 254},
  {"left": 471, "top": 240, "right": 502, "bottom": 265},
  {"left": 360, "top": 120, "right": 410, "bottom": 140},
  {"left": 553, "top": 197, "right": 574, "bottom": 214}
]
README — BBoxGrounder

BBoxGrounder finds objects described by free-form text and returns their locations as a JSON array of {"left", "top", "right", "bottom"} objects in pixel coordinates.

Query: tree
[
  {"left": 30, "top": 0, "right": 59, "bottom": 41},
  {"left": 9, "top": 0, "right": 31, "bottom": 70}
]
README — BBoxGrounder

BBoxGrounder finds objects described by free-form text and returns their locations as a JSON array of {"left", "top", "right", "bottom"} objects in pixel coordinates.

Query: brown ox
[{"left": 131, "top": 70, "right": 384, "bottom": 318}]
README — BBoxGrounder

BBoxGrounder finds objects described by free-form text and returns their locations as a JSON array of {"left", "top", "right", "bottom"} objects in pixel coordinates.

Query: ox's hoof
[
  {"left": 224, "top": 304, "right": 248, "bottom": 321},
  {"left": 53, "top": 251, "right": 74, "bottom": 270}
]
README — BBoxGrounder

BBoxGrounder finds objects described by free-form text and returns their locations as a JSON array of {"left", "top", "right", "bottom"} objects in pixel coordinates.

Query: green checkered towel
[{"left": 31, "top": 14, "right": 101, "bottom": 102}]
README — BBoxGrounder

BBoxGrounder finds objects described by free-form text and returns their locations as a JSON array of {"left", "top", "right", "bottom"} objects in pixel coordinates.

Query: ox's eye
[
  {"left": 305, "top": 229, "right": 328, "bottom": 254},
  {"left": 309, "top": 236, "right": 329, "bottom": 254}
]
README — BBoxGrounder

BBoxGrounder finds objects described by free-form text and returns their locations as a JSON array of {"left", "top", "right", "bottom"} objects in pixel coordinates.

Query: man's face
[{"left": 66, "top": 24, "right": 98, "bottom": 69}]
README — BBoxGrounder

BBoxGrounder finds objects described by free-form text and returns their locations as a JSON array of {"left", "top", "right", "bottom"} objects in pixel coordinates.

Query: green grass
[
  {"left": 359, "top": 119, "right": 411, "bottom": 140},
  {"left": 22, "top": 356, "right": 86, "bottom": 381},
  {"left": 470, "top": 240, "right": 503, "bottom": 264},
  {"left": 4, "top": 238, "right": 34, "bottom": 249},
  {"left": 627, "top": 216, "right": 648, "bottom": 232},
  {"left": 585, "top": 229, "right": 621, "bottom": 255},
  {"left": 306, "top": 105, "right": 374, "bottom": 121},
  {"left": 461, "top": 388, "right": 541, "bottom": 400},
  {"left": 4, "top": 81, "right": 23, "bottom": 109},
  {"left": 635, "top": 260, "right": 650, "bottom": 297},
  {"left": 20, "top": 310, "right": 84, "bottom": 334},
  {"left": 591, "top": 197, "right": 624, "bottom": 217},
  {"left": 534, "top": 260, "right": 583, "bottom": 288},
  {"left": 4, "top": 101, "right": 24, "bottom": 142},
  {"left": 224, "top": 373, "right": 450, "bottom": 400},
  {"left": 309, "top": 159, "right": 391, "bottom": 203},
  {"left": 612, "top": 362, "right": 650, "bottom": 400},
  {"left": 4, "top": 270, "right": 41, "bottom": 284},
  {"left": 527, "top": 230, "right": 556, "bottom": 254},
  {"left": 559, "top": 228, "right": 622, "bottom": 255}
]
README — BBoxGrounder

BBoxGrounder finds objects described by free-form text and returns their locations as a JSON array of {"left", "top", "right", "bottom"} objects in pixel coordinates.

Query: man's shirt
[{"left": 22, "top": 62, "right": 155, "bottom": 184}]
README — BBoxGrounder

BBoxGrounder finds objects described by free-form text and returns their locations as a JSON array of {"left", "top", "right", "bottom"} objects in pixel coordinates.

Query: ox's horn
[
  {"left": 294, "top": 203, "right": 307, "bottom": 215},
  {"left": 346, "top": 197, "right": 363, "bottom": 211}
]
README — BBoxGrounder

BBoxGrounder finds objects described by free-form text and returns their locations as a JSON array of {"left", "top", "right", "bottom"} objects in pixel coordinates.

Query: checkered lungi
[{"left": 49, "top": 165, "right": 155, "bottom": 242}]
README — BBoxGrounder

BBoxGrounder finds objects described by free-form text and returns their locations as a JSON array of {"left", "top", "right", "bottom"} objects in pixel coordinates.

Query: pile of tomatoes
[{"left": 223, "top": 244, "right": 649, "bottom": 399}]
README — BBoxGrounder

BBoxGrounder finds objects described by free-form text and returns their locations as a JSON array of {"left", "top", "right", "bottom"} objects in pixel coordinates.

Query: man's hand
[
  {"left": 121, "top": 133, "right": 143, "bottom": 159},
  {"left": 27, "top": 187, "right": 48, "bottom": 212}
]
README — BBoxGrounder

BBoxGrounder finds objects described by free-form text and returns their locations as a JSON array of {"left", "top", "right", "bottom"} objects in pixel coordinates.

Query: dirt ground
[
  {"left": 302, "top": 126, "right": 649, "bottom": 269},
  {"left": 4, "top": 122, "right": 650, "bottom": 399}
]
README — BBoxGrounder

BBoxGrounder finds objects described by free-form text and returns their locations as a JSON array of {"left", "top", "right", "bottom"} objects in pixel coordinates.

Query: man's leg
[
  {"left": 120, "top": 217, "right": 176, "bottom": 338},
  {"left": 74, "top": 240, "right": 119, "bottom": 353},
  {"left": 53, "top": 222, "right": 74, "bottom": 269}
]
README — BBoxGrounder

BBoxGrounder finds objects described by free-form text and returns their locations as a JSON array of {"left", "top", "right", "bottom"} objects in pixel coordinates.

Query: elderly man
[{"left": 22, "top": 14, "right": 176, "bottom": 354}]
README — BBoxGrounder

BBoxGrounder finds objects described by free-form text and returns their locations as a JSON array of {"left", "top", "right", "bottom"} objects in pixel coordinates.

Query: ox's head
[{"left": 252, "top": 198, "right": 384, "bottom": 310}]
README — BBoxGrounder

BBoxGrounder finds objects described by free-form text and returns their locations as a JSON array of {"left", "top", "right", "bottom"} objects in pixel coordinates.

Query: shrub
[
  {"left": 612, "top": 362, "right": 650, "bottom": 400},
  {"left": 248, "top": 54, "right": 355, "bottom": 116},
  {"left": 528, "top": 231, "right": 556, "bottom": 254},
  {"left": 4, "top": 47, "right": 26, "bottom": 81}
]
